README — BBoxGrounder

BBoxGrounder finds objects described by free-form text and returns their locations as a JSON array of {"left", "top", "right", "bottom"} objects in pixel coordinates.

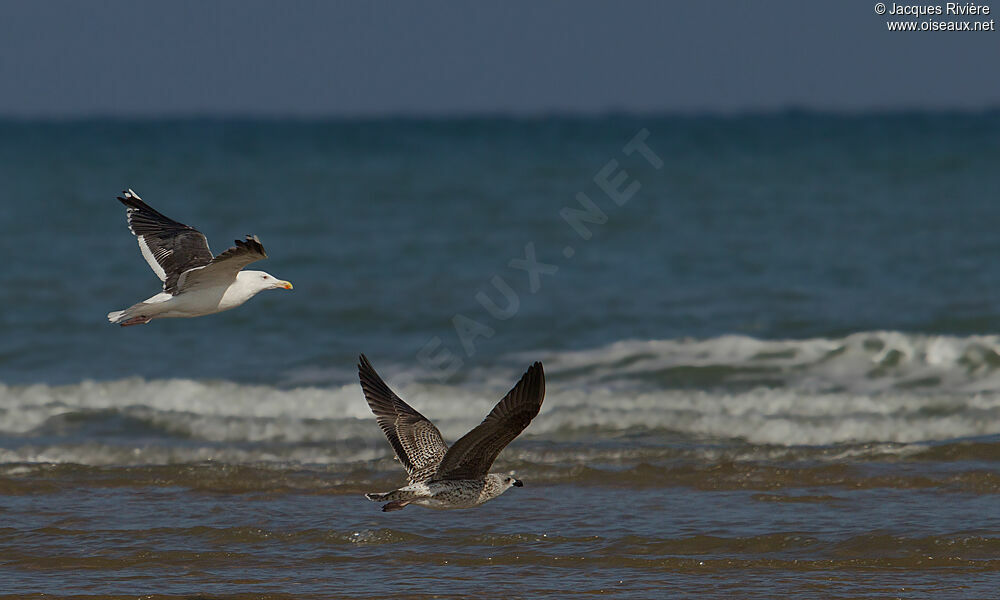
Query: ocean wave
[
  {"left": 536, "top": 330, "right": 1000, "bottom": 394},
  {"left": 3, "top": 380, "right": 1000, "bottom": 447},
  {"left": 3, "top": 331, "right": 1000, "bottom": 465}
]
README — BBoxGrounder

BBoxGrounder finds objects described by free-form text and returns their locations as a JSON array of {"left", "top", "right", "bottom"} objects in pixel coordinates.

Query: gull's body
[
  {"left": 365, "top": 475, "right": 523, "bottom": 510},
  {"left": 114, "top": 271, "right": 283, "bottom": 320},
  {"left": 358, "top": 354, "right": 544, "bottom": 511},
  {"left": 107, "top": 189, "right": 292, "bottom": 326}
]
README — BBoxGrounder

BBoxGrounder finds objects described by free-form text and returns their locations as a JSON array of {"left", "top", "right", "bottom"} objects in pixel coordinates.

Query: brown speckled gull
[{"left": 358, "top": 353, "right": 544, "bottom": 511}]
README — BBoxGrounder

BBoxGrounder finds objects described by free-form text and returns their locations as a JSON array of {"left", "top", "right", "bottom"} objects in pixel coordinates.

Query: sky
[{"left": 0, "top": 0, "right": 997, "bottom": 116}]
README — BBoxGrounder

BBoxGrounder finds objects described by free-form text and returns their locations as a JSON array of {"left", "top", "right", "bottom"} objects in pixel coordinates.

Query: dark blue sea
[{"left": 1, "top": 114, "right": 999, "bottom": 598}]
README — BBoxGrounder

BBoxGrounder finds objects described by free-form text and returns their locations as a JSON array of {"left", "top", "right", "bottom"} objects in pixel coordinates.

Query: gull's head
[
  {"left": 241, "top": 270, "right": 293, "bottom": 291},
  {"left": 494, "top": 474, "right": 523, "bottom": 491}
]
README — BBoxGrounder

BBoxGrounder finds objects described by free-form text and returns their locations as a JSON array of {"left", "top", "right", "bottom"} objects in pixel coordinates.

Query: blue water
[
  {"left": 3, "top": 114, "right": 1000, "bottom": 598},
  {"left": 2, "top": 113, "right": 999, "bottom": 386}
]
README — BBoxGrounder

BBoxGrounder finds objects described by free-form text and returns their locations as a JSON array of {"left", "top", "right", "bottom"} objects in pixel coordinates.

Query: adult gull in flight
[{"left": 107, "top": 189, "right": 292, "bottom": 326}]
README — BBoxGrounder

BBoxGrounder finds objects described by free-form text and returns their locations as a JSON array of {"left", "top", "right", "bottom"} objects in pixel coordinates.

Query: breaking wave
[{"left": 3, "top": 331, "right": 1000, "bottom": 465}]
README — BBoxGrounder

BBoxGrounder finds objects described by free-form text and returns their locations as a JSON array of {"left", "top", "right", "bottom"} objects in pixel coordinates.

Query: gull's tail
[
  {"left": 365, "top": 489, "right": 416, "bottom": 511},
  {"left": 107, "top": 302, "right": 153, "bottom": 327}
]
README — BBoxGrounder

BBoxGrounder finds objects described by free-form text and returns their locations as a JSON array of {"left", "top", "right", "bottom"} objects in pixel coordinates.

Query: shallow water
[
  {"left": 2, "top": 114, "right": 1000, "bottom": 597},
  {"left": 2, "top": 454, "right": 999, "bottom": 598}
]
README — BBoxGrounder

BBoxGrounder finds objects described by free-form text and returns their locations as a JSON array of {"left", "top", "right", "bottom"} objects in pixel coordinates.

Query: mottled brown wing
[
  {"left": 433, "top": 362, "right": 544, "bottom": 481},
  {"left": 358, "top": 354, "right": 449, "bottom": 483}
]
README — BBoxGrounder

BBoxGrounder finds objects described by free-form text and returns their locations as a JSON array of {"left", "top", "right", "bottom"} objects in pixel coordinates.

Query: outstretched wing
[
  {"left": 433, "top": 362, "right": 544, "bottom": 481},
  {"left": 175, "top": 235, "right": 268, "bottom": 291},
  {"left": 117, "top": 189, "right": 214, "bottom": 295},
  {"left": 358, "top": 354, "right": 449, "bottom": 483}
]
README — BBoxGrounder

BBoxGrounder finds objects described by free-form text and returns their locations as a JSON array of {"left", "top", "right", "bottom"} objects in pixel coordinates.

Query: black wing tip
[
  {"left": 234, "top": 234, "right": 267, "bottom": 258},
  {"left": 357, "top": 353, "right": 384, "bottom": 392},
  {"left": 358, "top": 355, "right": 393, "bottom": 403},
  {"left": 518, "top": 361, "right": 545, "bottom": 411},
  {"left": 116, "top": 188, "right": 146, "bottom": 208},
  {"left": 525, "top": 361, "right": 544, "bottom": 386}
]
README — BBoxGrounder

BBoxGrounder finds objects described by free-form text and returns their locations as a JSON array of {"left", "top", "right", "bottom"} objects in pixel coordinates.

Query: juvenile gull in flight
[
  {"left": 107, "top": 189, "right": 292, "bottom": 326},
  {"left": 359, "top": 354, "right": 545, "bottom": 511}
]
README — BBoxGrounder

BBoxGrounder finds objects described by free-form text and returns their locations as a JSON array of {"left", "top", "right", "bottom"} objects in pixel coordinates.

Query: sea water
[{"left": 1, "top": 114, "right": 999, "bottom": 598}]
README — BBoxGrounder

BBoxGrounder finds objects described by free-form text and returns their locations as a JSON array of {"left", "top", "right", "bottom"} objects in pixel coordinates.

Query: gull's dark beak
[{"left": 513, "top": 479, "right": 523, "bottom": 487}]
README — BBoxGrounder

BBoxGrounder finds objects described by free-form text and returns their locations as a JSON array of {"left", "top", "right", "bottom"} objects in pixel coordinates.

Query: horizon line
[{"left": 1, "top": 105, "right": 999, "bottom": 122}]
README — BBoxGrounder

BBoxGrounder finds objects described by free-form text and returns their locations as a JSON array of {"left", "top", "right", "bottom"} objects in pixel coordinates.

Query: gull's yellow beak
[{"left": 281, "top": 281, "right": 293, "bottom": 290}]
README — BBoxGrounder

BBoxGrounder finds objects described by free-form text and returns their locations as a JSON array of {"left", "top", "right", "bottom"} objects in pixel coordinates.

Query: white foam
[
  {"left": 2, "top": 378, "right": 1000, "bottom": 451},
  {"left": 3, "top": 331, "right": 1000, "bottom": 465},
  {"left": 528, "top": 387, "right": 1000, "bottom": 445},
  {"left": 535, "top": 331, "right": 1000, "bottom": 394}
]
